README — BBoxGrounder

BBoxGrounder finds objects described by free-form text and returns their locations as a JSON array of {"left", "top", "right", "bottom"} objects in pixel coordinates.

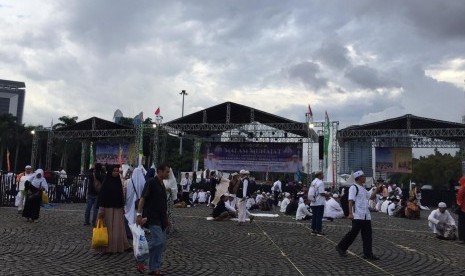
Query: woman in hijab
[
  {"left": 22, "top": 169, "right": 48, "bottom": 222},
  {"left": 96, "top": 164, "right": 130, "bottom": 253},
  {"left": 125, "top": 166, "right": 146, "bottom": 225},
  {"left": 163, "top": 168, "right": 178, "bottom": 233}
]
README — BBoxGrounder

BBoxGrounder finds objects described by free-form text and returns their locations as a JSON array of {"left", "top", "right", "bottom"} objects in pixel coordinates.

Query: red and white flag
[{"left": 154, "top": 107, "right": 160, "bottom": 116}]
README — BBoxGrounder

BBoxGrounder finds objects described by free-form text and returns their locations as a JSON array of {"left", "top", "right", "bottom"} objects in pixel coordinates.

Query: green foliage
[
  {"left": 52, "top": 116, "right": 78, "bottom": 130},
  {"left": 411, "top": 150, "right": 462, "bottom": 189}
]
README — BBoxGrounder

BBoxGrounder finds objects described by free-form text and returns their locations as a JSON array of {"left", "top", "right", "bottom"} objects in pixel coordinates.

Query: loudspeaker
[{"left": 318, "top": 136, "right": 324, "bottom": 160}]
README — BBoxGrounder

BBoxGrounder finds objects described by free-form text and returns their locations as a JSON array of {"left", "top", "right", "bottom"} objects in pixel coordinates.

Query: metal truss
[
  {"left": 45, "top": 131, "right": 54, "bottom": 171},
  {"left": 165, "top": 122, "right": 317, "bottom": 138},
  {"left": 337, "top": 128, "right": 465, "bottom": 148},
  {"left": 30, "top": 132, "right": 39, "bottom": 168},
  {"left": 52, "top": 129, "right": 136, "bottom": 139},
  {"left": 338, "top": 128, "right": 465, "bottom": 139}
]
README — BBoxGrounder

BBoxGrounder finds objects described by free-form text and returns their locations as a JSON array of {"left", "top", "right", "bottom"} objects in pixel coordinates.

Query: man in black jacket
[{"left": 136, "top": 163, "right": 171, "bottom": 275}]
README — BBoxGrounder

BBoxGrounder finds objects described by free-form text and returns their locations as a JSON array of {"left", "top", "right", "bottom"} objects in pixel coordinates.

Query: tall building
[
  {"left": 339, "top": 140, "right": 373, "bottom": 177},
  {"left": 0, "top": 79, "right": 26, "bottom": 124}
]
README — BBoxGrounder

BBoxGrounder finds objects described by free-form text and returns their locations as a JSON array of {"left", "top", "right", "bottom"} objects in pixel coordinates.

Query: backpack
[{"left": 308, "top": 181, "right": 318, "bottom": 202}]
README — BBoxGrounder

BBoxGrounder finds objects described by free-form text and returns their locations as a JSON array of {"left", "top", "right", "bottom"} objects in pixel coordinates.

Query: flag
[
  {"left": 154, "top": 107, "right": 160, "bottom": 116},
  {"left": 89, "top": 142, "right": 94, "bottom": 169},
  {"left": 6, "top": 148, "right": 10, "bottom": 172},
  {"left": 307, "top": 104, "right": 313, "bottom": 116}
]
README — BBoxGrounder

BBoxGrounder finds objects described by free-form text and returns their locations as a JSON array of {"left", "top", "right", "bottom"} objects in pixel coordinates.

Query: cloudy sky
[{"left": 1, "top": 0, "right": 465, "bottom": 129}]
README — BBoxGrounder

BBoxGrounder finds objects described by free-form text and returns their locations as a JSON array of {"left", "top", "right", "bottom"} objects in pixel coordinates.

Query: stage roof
[
  {"left": 164, "top": 101, "right": 316, "bottom": 139},
  {"left": 342, "top": 114, "right": 465, "bottom": 131},
  {"left": 338, "top": 114, "right": 465, "bottom": 142},
  {"left": 54, "top": 117, "right": 132, "bottom": 131}
]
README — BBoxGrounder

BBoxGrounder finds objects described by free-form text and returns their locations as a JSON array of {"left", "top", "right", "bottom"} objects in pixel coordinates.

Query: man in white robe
[
  {"left": 296, "top": 198, "right": 312, "bottom": 220},
  {"left": 428, "top": 202, "right": 456, "bottom": 240},
  {"left": 280, "top": 192, "right": 291, "bottom": 213},
  {"left": 324, "top": 194, "right": 345, "bottom": 220}
]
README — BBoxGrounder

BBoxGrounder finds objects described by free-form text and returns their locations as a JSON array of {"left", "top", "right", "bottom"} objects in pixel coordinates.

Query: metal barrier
[{"left": 0, "top": 173, "right": 89, "bottom": 207}]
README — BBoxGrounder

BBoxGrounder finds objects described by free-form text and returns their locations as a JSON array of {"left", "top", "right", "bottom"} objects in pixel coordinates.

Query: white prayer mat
[{"left": 206, "top": 213, "right": 279, "bottom": 220}]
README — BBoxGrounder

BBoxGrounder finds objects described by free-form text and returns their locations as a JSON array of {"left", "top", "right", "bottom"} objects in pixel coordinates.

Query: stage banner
[
  {"left": 96, "top": 143, "right": 132, "bottom": 165},
  {"left": 375, "top": 147, "right": 412, "bottom": 173},
  {"left": 203, "top": 142, "right": 303, "bottom": 173}
]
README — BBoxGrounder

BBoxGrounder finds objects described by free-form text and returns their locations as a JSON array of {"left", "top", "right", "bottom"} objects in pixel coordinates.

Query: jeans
[
  {"left": 137, "top": 224, "right": 166, "bottom": 271},
  {"left": 84, "top": 194, "right": 98, "bottom": 226},
  {"left": 310, "top": 205, "right": 324, "bottom": 232}
]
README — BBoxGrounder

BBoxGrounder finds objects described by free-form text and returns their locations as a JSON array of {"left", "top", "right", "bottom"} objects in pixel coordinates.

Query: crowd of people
[{"left": 6, "top": 163, "right": 465, "bottom": 273}]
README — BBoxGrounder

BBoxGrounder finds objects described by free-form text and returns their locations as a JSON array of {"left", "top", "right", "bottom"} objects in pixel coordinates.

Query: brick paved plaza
[{"left": 0, "top": 204, "right": 464, "bottom": 276}]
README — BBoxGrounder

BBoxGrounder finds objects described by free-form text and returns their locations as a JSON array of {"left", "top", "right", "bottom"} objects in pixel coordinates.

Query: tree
[
  {"left": 52, "top": 116, "right": 78, "bottom": 171},
  {"left": 0, "top": 113, "right": 18, "bottom": 171},
  {"left": 411, "top": 150, "right": 461, "bottom": 189},
  {"left": 52, "top": 116, "right": 78, "bottom": 130}
]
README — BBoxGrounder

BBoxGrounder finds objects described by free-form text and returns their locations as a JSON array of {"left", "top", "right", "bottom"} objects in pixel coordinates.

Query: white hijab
[
  {"left": 125, "top": 166, "right": 146, "bottom": 224},
  {"left": 163, "top": 168, "right": 178, "bottom": 200},
  {"left": 31, "top": 169, "right": 48, "bottom": 192}
]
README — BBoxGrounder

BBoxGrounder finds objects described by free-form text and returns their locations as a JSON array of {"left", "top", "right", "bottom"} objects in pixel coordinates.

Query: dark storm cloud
[
  {"left": 315, "top": 40, "right": 350, "bottom": 69},
  {"left": 287, "top": 61, "right": 328, "bottom": 90},
  {"left": 345, "top": 65, "right": 400, "bottom": 90}
]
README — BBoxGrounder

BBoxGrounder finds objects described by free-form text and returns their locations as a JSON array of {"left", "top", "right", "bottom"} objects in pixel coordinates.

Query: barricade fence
[{"left": 0, "top": 173, "right": 89, "bottom": 207}]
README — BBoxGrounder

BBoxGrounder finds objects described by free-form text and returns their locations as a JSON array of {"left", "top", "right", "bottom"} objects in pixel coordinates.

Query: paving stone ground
[{"left": 0, "top": 203, "right": 464, "bottom": 275}]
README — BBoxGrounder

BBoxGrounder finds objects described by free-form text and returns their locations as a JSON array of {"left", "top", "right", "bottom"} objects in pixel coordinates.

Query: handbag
[
  {"left": 92, "top": 219, "right": 109, "bottom": 248},
  {"left": 41, "top": 192, "right": 49, "bottom": 204}
]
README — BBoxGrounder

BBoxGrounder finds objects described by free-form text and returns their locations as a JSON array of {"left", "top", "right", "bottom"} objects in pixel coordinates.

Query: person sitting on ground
[
  {"left": 392, "top": 199, "right": 407, "bottom": 218},
  {"left": 192, "top": 189, "right": 199, "bottom": 204},
  {"left": 296, "top": 198, "right": 312, "bottom": 220},
  {"left": 224, "top": 193, "right": 238, "bottom": 218},
  {"left": 405, "top": 197, "right": 420, "bottom": 219},
  {"left": 280, "top": 192, "right": 291, "bottom": 213},
  {"left": 428, "top": 202, "right": 456, "bottom": 240},
  {"left": 198, "top": 189, "right": 207, "bottom": 204},
  {"left": 258, "top": 193, "right": 272, "bottom": 211},
  {"left": 381, "top": 196, "right": 399, "bottom": 216},
  {"left": 255, "top": 192, "right": 264, "bottom": 205},
  {"left": 285, "top": 196, "right": 299, "bottom": 216},
  {"left": 246, "top": 194, "right": 258, "bottom": 210},
  {"left": 323, "top": 194, "right": 345, "bottom": 221},
  {"left": 212, "top": 195, "right": 231, "bottom": 221},
  {"left": 389, "top": 184, "right": 403, "bottom": 198}
]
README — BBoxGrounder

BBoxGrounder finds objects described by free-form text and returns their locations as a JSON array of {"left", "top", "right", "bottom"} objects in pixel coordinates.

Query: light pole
[{"left": 179, "top": 90, "right": 188, "bottom": 155}]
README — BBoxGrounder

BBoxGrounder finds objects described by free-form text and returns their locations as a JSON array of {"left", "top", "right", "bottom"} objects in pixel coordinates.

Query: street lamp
[{"left": 179, "top": 90, "right": 188, "bottom": 155}]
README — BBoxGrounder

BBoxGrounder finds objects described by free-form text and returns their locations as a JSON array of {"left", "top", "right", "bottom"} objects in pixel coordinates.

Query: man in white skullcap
[
  {"left": 324, "top": 193, "right": 345, "bottom": 220},
  {"left": 236, "top": 170, "right": 254, "bottom": 225},
  {"left": 280, "top": 192, "right": 291, "bottom": 213},
  {"left": 428, "top": 202, "right": 457, "bottom": 240},
  {"left": 336, "top": 170, "right": 379, "bottom": 260}
]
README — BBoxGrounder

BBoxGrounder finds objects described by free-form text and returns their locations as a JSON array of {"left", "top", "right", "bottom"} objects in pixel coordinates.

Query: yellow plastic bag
[
  {"left": 92, "top": 219, "right": 108, "bottom": 248},
  {"left": 41, "top": 192, "right": 49, "bottom": 204}
]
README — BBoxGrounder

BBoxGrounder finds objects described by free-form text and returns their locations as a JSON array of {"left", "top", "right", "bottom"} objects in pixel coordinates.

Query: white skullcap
[
  {"left": 438, "top": 202, "right": 447, "bottom": 208},
  {"left": 353, "top": 170, "right": 364, "bottom": 178},
  {"left": 239, "top": 169, "right": 246, "bottom": 174},
  {"left": 332, "top": 194, "right": 339, "bottom": 198}
]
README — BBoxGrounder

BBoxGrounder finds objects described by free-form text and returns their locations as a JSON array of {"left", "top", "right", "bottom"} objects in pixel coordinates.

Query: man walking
[
  {"left": 309, "top": 171, "right": 326, "bottom": 235},
  {"left": 336, "top": 170, "right": 379, "bottom": 260},
  {"left": 136, "top": 163, "right": 171, "bottom": 275}
]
